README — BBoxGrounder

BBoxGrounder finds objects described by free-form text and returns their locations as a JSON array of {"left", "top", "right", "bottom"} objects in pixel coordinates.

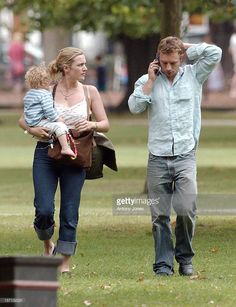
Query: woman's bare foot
[
  {"left": 61, "top": 147, "right": 76, "bottom": 158},
  {"left": 59, "top": 255, "right": 70, "bottom": 273},
  {"left": 44, "top": 240, "right": 55, "bottom": 256}
]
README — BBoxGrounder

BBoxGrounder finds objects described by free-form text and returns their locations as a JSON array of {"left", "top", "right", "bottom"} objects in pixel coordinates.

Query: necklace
[{"left": 59, "top": 85, "right": 78, "bottom": 100}]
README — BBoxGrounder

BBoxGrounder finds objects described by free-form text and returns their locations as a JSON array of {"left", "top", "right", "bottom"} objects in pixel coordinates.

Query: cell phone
[
  {"left": 155, "top": 55, "right": 160, "bottom": 64},
  {"left": 154, "top": 55, "right": 160, "bottom": 75}
]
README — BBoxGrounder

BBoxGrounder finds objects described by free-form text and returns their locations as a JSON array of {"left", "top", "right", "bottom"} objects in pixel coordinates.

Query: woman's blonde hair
[
  {"left": 48, "top": 47, "right": 84, "bottom": 79},
  {"left": 25, "top": 63, "right": 50, "bottom": 89}
]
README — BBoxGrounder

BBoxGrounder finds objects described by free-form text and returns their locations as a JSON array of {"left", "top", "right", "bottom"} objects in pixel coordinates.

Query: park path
[{"left": 1, "top": 89, "right": 236, "bottom": 127}]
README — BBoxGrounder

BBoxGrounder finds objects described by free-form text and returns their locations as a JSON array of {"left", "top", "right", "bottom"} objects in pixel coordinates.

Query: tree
[
  {"left": 4, "top": 0, "right": 236, "bottom": 110},
  {"left": 160, "top": 0, "right": 183, "bottom": 38}
]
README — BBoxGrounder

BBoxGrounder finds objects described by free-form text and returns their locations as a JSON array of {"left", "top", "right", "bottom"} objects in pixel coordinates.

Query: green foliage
[
  {"left": 4, "top": 0, "right": 160, "bottom": 38},
  {"left": 184, "top": 0, "right": 236, "bottom": 21},
  {"left": 2, "top": 0, "right": 236, "bottom": 39},
  {"left": 3, "top": 0, "right": 236, "bottom": 39}
]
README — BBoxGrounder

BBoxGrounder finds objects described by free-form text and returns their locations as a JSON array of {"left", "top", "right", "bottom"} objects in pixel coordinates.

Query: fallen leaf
[
  {"left": 137, "top": 276, "right": 144, "bottom": 282},
  {"left": 84, "top": 300, "right": 92, "bottom": 306},
  {"left": 211, "top": 247, "right": 219, "bottom": 253},
  {"left": 190, "top": 272, "right": 207, "bottom": 280},
  {"left": 100, "top": 284, "right": 111, "bottom": 290},
  {"left": 137, "top": 272, "right": 145, "bottom": 282},
  {"left": 158, "top": 282, "right": 167, "bottom": 287},
  {"left": 62, "top": 287, "right": 73, "bottom": 295}
]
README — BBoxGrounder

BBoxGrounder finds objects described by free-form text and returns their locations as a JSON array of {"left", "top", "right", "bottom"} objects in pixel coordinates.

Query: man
[
  {"left": 95, "top": 54, "right": 107, "bottom": 92},
  {"left": 128, "top": 36, "right": 222, "bottom": 276}
]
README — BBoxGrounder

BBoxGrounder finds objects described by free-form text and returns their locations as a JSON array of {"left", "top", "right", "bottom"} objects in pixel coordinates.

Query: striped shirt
[{"left": 24, "top": 89, "right": 59, "bottom": 127}]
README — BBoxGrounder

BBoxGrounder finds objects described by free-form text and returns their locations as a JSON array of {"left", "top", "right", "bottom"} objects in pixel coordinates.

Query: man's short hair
[{"left": 157, "top": 36, "right": 185, "bottom": 55}]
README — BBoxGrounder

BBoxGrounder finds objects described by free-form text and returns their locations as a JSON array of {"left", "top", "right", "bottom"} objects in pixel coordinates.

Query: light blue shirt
[
  {"left": 128, "top": 43, "right": 222, "bottom": 156},
  {"left": 24, "top": 89, "right": 59, "bottom": 127}
]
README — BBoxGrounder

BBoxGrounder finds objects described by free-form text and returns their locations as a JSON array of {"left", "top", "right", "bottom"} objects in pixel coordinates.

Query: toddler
[{"left": 23, "top": 64, "right": 76, "bottom": 158}]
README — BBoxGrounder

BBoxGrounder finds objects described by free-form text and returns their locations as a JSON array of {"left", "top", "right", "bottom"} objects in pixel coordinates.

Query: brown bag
[
  {"left": 85, "top": 132, "right": 118, "bottom": 179},
  {"left": 48, "top": 129, "right": 93, "bottom": 168},
  {"left": 47, "top": 85, "right": 94, "bottom": 168}
]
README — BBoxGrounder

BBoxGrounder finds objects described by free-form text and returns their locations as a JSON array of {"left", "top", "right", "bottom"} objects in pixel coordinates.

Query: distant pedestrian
[
  {"left": 203, "top": 35, "right": 225, "bottom": 98},
  {"left": 229, "top": 28, "right": 236, "bottom": 72},
  {"left": 206, "top": 63, "right": 225, "bottom": 92},
  {"left": 229, "top": 28, "right": 236, "bottom": 98},
  {"left": 7, "top": 32, "right": 26, "bottom": 92},
  {"left": 95, "top": 55, "right": 107, "bottom": 92}
]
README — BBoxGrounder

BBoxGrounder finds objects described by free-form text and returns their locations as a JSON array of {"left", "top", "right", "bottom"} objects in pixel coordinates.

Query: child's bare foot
[{"left": 61, "top": 148, "right": 76, "bottom": 158}]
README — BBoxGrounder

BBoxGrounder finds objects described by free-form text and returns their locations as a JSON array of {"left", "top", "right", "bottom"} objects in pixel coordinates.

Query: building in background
[{"left": 182, "top": 12, "right": 209, "bottom": 43}]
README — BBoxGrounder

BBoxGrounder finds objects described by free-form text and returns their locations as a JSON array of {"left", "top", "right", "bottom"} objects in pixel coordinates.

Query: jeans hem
[
  {"left": 34, "top": 223, "right": 54, "bottom": 240},
  {"left": 153, "top": 267, "right": 174, "bottom": 275},
  {"left": 56, "top": 240, "right": 77, "bottom": 255},
  {"left": 153, "top": 263, "right": 174, "bottom": 274}
]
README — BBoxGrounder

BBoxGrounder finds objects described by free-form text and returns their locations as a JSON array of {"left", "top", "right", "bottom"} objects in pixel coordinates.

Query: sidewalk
[
  {"left": 0, "top": 88, "right": 236, "bottom": 110},
  {"left": 0, "top": 89, "right": 125, "bottom": 109},
  {"left": 0, "top": 89, "right": 24, "bottom": 109},
  {"left": 201, "top": 91, "right": 236, "bottom": 110}
]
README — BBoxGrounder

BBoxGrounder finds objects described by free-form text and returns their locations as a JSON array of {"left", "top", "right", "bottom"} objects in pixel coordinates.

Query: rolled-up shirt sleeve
[
  {"left": 187, "top": 42, "right": 222, "bottom": 84},
  {"left": 128, "top": 75, "right": 152, "bottom": 114}
]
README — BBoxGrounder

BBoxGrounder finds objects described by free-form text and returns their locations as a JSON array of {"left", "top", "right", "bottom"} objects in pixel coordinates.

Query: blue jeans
[
  {"left": 147, "top": 149, "right": 197, "bottom": 274},
  {"left": 33, "top": 142, "right": 86, "bottom": 255}
]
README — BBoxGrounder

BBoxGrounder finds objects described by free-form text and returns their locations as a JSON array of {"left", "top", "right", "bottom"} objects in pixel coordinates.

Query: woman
[
  {"left": 8, "top": 32, "right": 26, "bottom": 92},
  {"left": 19, "top": 47, "right": 110, "bottom": 273}
]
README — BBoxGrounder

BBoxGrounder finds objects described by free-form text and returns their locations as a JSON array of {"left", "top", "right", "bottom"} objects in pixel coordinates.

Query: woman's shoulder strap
[
  {"left": 52, "top": 83, "right": 58, "bottom": 99},
  {"left": 83, "top": 85, "right": 91, "bottom": 105},
  {"left": 83, "top": 85, "right": 91, "bottom": 120}
]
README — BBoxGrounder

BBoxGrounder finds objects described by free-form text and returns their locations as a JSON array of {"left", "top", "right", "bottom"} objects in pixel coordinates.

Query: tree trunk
[
  {"left": 42, "top": 28, "right": 72, "bottom": 64},
  {"left": 113, "top": 34, "right": 160, "bottom": 112},
  {"left": 113, "top": 0, "right": 183, "bottom": 112},
  {"left": 159, "top": 0, "right": 183, "bottom": 38}
]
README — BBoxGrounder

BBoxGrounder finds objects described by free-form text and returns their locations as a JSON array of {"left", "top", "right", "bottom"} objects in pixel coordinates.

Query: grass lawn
[{"left": 1, "top": 110, "right": 236, "bottom": 306}]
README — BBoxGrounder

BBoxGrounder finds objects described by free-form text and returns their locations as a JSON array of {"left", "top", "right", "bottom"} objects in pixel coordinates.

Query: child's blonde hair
[{"left": 25, "top": 63, "right": 51, "bottom": 89}]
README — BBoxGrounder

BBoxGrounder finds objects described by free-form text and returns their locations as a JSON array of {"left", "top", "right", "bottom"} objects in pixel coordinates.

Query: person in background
[
  {"left": 229, "top": 28, "right": 236, "bottom": 98},
  {"left": 95, "top": 54, "right": 107, "bottom": 92},
  {"left": 19, "top": 47, "right": 109, "bottom": 274},
  {"left": 7, "top": 32, "right": 26, "bottom": 92},
  {"left": 128, "top": 36, "right": 222, "bottom": 276},
  {"left": 203, "top": 35, "right": 225, "bottom": 99}
]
